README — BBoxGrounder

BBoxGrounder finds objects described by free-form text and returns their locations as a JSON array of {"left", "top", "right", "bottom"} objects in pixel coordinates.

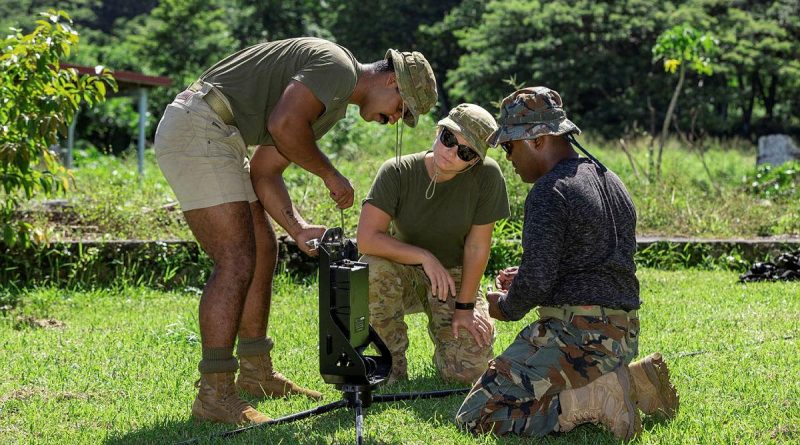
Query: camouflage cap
[
  {"left": 437, "top": 103, "right": 498, "bottom": 160},
  {"left": 487, "top": 86, "right": 581, "bottom": 146},
  {"left": 385, "top": 49, "right": 438, "bottom": 127}
]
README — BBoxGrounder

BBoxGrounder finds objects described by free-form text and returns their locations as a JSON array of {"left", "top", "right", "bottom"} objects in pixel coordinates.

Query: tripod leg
[
  {"left": 354, "top": 396, "right": 364, "bottom": 445},
  {"left": 187, "top": 399, "right": 349, "bottom": 443}
]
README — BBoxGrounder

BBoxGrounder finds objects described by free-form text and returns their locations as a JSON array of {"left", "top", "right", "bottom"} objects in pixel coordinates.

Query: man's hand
[
  {"left": 494, "top": 266, "right": 519, "bottom": 292},
  {"left": 323, "top": 170, "right": 354, "bottom": 209},
  {"left": 293, "top": 224, "right": 326, "bottom": 257},
  {"left": 451, "top": 308, "right": 493, "bottom": 347},
  {"left": 421, "top": 253, "right": 456, "bottom": 301},
  {"left": 486, "top": 291, "right": 509, "bottom": 321}
]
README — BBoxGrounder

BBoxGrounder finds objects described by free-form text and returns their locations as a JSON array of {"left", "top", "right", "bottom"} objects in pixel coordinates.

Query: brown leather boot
[
  {"left": 629, "top": 352, "right": 679, "bottom": 418},
  {"left": 557, "top": 365, "right": 642, "bottom": 441},
  {"left": 236, "top": 353, "right": 323, "bottom": 400},
  {"left": 191, "top": 372, "right": 271, "bottom": 425}
]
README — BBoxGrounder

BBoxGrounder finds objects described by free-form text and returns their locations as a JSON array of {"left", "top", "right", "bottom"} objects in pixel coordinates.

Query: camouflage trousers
[
  {"left": 361, "top": 255, "right": 495, "bottom": 384},
  {"left": 455, "top": 310, "right": 639, "bottom": 436}
]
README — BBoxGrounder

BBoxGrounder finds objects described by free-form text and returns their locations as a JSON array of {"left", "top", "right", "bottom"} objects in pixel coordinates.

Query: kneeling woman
[{"left": 357, "top": 104, "right": 510, "bottom": 384}]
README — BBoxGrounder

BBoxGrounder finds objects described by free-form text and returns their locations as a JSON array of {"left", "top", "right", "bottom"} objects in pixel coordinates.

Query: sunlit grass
[{"left": 1, "top": 269, "right": 798, "bottom": 444}]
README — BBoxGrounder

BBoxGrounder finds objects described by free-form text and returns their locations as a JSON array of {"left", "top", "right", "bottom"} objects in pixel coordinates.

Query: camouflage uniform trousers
[
  {"left": 455, "top": 310, "right": 639, "bottom": 436},
  {"left": 361, "top": 255, "right": 495, "bottom": 384}
]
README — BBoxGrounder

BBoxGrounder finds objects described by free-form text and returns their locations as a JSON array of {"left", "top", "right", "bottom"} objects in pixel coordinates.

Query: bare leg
[
  {"left": 184, "top": 202, "right": 256, "bottom": 347},
  {"left": 239, "top": 200, "right": 279, "bottom": 338}
]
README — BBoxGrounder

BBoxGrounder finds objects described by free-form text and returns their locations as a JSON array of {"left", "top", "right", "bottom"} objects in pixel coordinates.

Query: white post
[
  {"left": 66, "top": 110, "right": 79, "bottom": 169},
  {"left": 137, "top": 87, "right": 148, "bottom": 176}
]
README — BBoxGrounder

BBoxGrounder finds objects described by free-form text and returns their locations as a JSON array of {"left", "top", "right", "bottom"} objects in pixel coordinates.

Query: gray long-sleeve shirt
[{"left": 498, "top": 157, "right": 640, "bottom": 321}]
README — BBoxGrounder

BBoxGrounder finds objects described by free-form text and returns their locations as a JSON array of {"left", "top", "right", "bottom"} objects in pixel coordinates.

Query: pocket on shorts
[
  {"left": 205, "top": 121, "right": 248, "bottom": 160},
  {"left": 154, "top": 103, "right": 202, "bottom": 156}
]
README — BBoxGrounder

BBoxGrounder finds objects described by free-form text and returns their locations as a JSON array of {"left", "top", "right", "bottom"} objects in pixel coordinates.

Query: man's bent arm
[{"left": 499, "top": 185, "right": 568, "bottom": 320}]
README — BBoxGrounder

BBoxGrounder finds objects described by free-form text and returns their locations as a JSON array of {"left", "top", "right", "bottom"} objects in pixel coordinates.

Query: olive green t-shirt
[
  {"left": 199, "top": 37, "right": 359, "bottom": 146},
  {"left": 364, "top": 151, "right": 510, "bottom": 268}
]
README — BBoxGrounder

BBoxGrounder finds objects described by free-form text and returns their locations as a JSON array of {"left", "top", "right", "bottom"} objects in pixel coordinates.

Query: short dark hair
[{"left": 372, "top": 57, "right": 394, "bottom": 73}]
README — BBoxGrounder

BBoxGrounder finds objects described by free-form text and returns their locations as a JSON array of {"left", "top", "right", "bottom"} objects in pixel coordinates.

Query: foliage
[
  {"left": 745, "top": 160, "right": 800, "bottom": 201},
  {"left": 4, "top": 1, "right": 798, "bottom": 154},
  {"left": 444, "top": 0, "right": 799, "bottom": 139},
  {"left": 227, "top": 0, "right": 332, "bottom": 47},
  {"left": 486, "top": 218, "right": 523, "bottom": 276},
  {"left": 445, "top": 0, "right": 677, "bottom": 132},
  {"left": 0, "top": 9, "right": 115, "bottom": 247},
  {"left": 653, "top": 24, "right": 716, "bottom": 77},
  {"left": 650, "top": 23, "right": 717, "bottom": 180},
  {"left": 634, "top": 242, "right": 750, "bottom": 272},
  {"left": 0, "top": 240, "right": 210, "bottom": 293}
]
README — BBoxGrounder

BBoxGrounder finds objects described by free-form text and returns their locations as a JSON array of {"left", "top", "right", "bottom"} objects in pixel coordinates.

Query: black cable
[{"left": 372, "top": 387, "right": 469, "bottom": 402}]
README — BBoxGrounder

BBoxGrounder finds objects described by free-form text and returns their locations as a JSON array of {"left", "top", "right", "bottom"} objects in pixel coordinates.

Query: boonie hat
[
  {"left": 385, "top": 49, "right": 438, "bottom": 127},
  {"left": 488, "top": 86, "right": 581, "bottom": 146},
  {"left": 437, "top": 103, "right": 498, "bottom": 160}
]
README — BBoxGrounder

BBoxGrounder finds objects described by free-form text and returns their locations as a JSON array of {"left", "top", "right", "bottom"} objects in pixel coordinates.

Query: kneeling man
[{"left": 455, "top": 87, "right": 678, "bottom": 440}]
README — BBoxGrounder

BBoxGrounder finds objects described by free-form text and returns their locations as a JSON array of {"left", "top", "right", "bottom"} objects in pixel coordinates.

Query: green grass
[
  {"left": 1, "top": 269, "right": 798, "bottom": 444},
  {"left": 15, "top": 108, "right": 800, "bottom": 242}
]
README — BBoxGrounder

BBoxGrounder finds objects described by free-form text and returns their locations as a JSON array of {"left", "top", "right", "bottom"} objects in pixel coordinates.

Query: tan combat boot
[
  {"left": 237, "top": 353, "right": 323, "bottom": 400},
  {"left": 629, "top": 352, "right": 679, "bottom": 418},
  {"left": 192, "top": 372, "right": 271, "bottom": 424},
  {"left": 557, "top": 365, "right": 642, "bottom": 441}
]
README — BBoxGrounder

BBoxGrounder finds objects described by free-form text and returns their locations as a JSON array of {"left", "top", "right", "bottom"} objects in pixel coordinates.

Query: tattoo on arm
[{"left": 281, "top": 207, "right": 302, "bottom": 232}]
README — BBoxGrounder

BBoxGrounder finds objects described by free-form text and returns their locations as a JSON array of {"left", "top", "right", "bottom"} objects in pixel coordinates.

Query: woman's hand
[
  {"left": 451, "top": 308, "right": 493, "bottom": 347},
  {"left": 421, "top": 253, "right": 456, "bottom": 301}
]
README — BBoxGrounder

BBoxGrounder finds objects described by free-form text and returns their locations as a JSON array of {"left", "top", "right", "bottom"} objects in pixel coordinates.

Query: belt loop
[{"left": 600, "top": 306, "right": 608, "bottom": 322}]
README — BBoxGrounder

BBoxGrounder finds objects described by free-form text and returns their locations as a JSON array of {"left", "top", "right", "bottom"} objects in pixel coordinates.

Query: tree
[
  {"left": 0, "top": 10, "right": 116, "bottom": 246},
  {"left": 445, "top": 0, "right": 676, "bottom": 137},
  {"left": 651, "top": 23, "right": 716, "bottom": 180}
]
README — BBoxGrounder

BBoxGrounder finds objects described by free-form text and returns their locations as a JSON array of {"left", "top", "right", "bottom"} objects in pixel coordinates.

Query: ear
[{"left": 386, "top": 73, "right": 398, "bottom": 87}]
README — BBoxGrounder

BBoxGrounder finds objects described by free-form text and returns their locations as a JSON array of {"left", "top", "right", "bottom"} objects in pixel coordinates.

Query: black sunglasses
[
  {"left": 440, "top": 128, "right": 479, "bottom": 162},
  {"left": 500, "top": 141, "right": 513, "bottom": 156}
]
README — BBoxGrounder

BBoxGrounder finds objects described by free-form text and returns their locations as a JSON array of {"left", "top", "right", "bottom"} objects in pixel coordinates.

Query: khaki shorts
[{"left": 154, "top": 81, "right": 257, "bottom": 211}]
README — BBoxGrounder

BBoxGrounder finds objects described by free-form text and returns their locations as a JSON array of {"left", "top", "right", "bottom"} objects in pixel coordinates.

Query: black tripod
[
  {"left": 176, "top": 228, "right": 469, "bottom": 444},
  {"left": 185, "top": 384, "right": 468, "bottom": 444}
]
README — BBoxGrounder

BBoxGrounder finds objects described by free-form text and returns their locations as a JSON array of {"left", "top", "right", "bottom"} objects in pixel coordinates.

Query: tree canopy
[{"left": 1, "top": 0, "right": 797, "bottom": 150}]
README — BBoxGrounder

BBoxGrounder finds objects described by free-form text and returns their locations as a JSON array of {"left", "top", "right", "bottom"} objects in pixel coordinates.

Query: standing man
[
  {"left": 455, "top": 87, "right": 678, "bottom": 440},
  {"left": 153, "top": 37, "right": 437, "bottom": 425}
]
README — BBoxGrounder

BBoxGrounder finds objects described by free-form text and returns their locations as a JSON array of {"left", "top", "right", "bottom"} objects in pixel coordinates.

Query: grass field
[{"left": 1, "top": 269, "right": 798, "bottom": 444}]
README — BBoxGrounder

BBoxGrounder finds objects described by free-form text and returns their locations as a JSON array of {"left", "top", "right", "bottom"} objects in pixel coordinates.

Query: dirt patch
[
  {"left": 1, "top": 387, "right": 92, "bottom": 404},
  {"left": 14, "top": 316, "right": 66, "bottom": 330},
  {"left": 771, "top": 425, "right": 799, "bottom": 440}
]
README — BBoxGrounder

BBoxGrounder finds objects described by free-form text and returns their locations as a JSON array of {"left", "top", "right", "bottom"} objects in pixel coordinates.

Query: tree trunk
[
  {"left": 657, "top": 64, "right": 685, "bottom": 180},
  {"left": 738, "top": 70, "right": 755, "bottom": 137},
  {"left": 764, "top": 73, "right": 778, "bottom": 122}
]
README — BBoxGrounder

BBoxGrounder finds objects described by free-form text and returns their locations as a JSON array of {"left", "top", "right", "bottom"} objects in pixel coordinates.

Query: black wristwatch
[{"left": 454, "top": 301, "right": 475, "bottom": 310}]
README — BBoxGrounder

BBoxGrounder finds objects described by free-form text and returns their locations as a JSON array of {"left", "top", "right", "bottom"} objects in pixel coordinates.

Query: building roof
[{"left": 61, "top": 63, "right": 172, "bottom": 90}]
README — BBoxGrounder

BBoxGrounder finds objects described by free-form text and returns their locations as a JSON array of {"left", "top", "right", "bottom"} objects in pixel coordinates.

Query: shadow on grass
[{"left": 103, "top": 375, "right": 648, "bottom": 445}]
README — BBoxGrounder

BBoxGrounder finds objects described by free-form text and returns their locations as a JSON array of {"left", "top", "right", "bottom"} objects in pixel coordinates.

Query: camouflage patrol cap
[
  {"left": 487, "top": 86, "right": 581, "bottom": 146},
  {"left": 385, "top": 49, "right": 438, "bottom": 127},
  {"left": 437, "top": 103, "right": 498, "bottom": 160}
]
